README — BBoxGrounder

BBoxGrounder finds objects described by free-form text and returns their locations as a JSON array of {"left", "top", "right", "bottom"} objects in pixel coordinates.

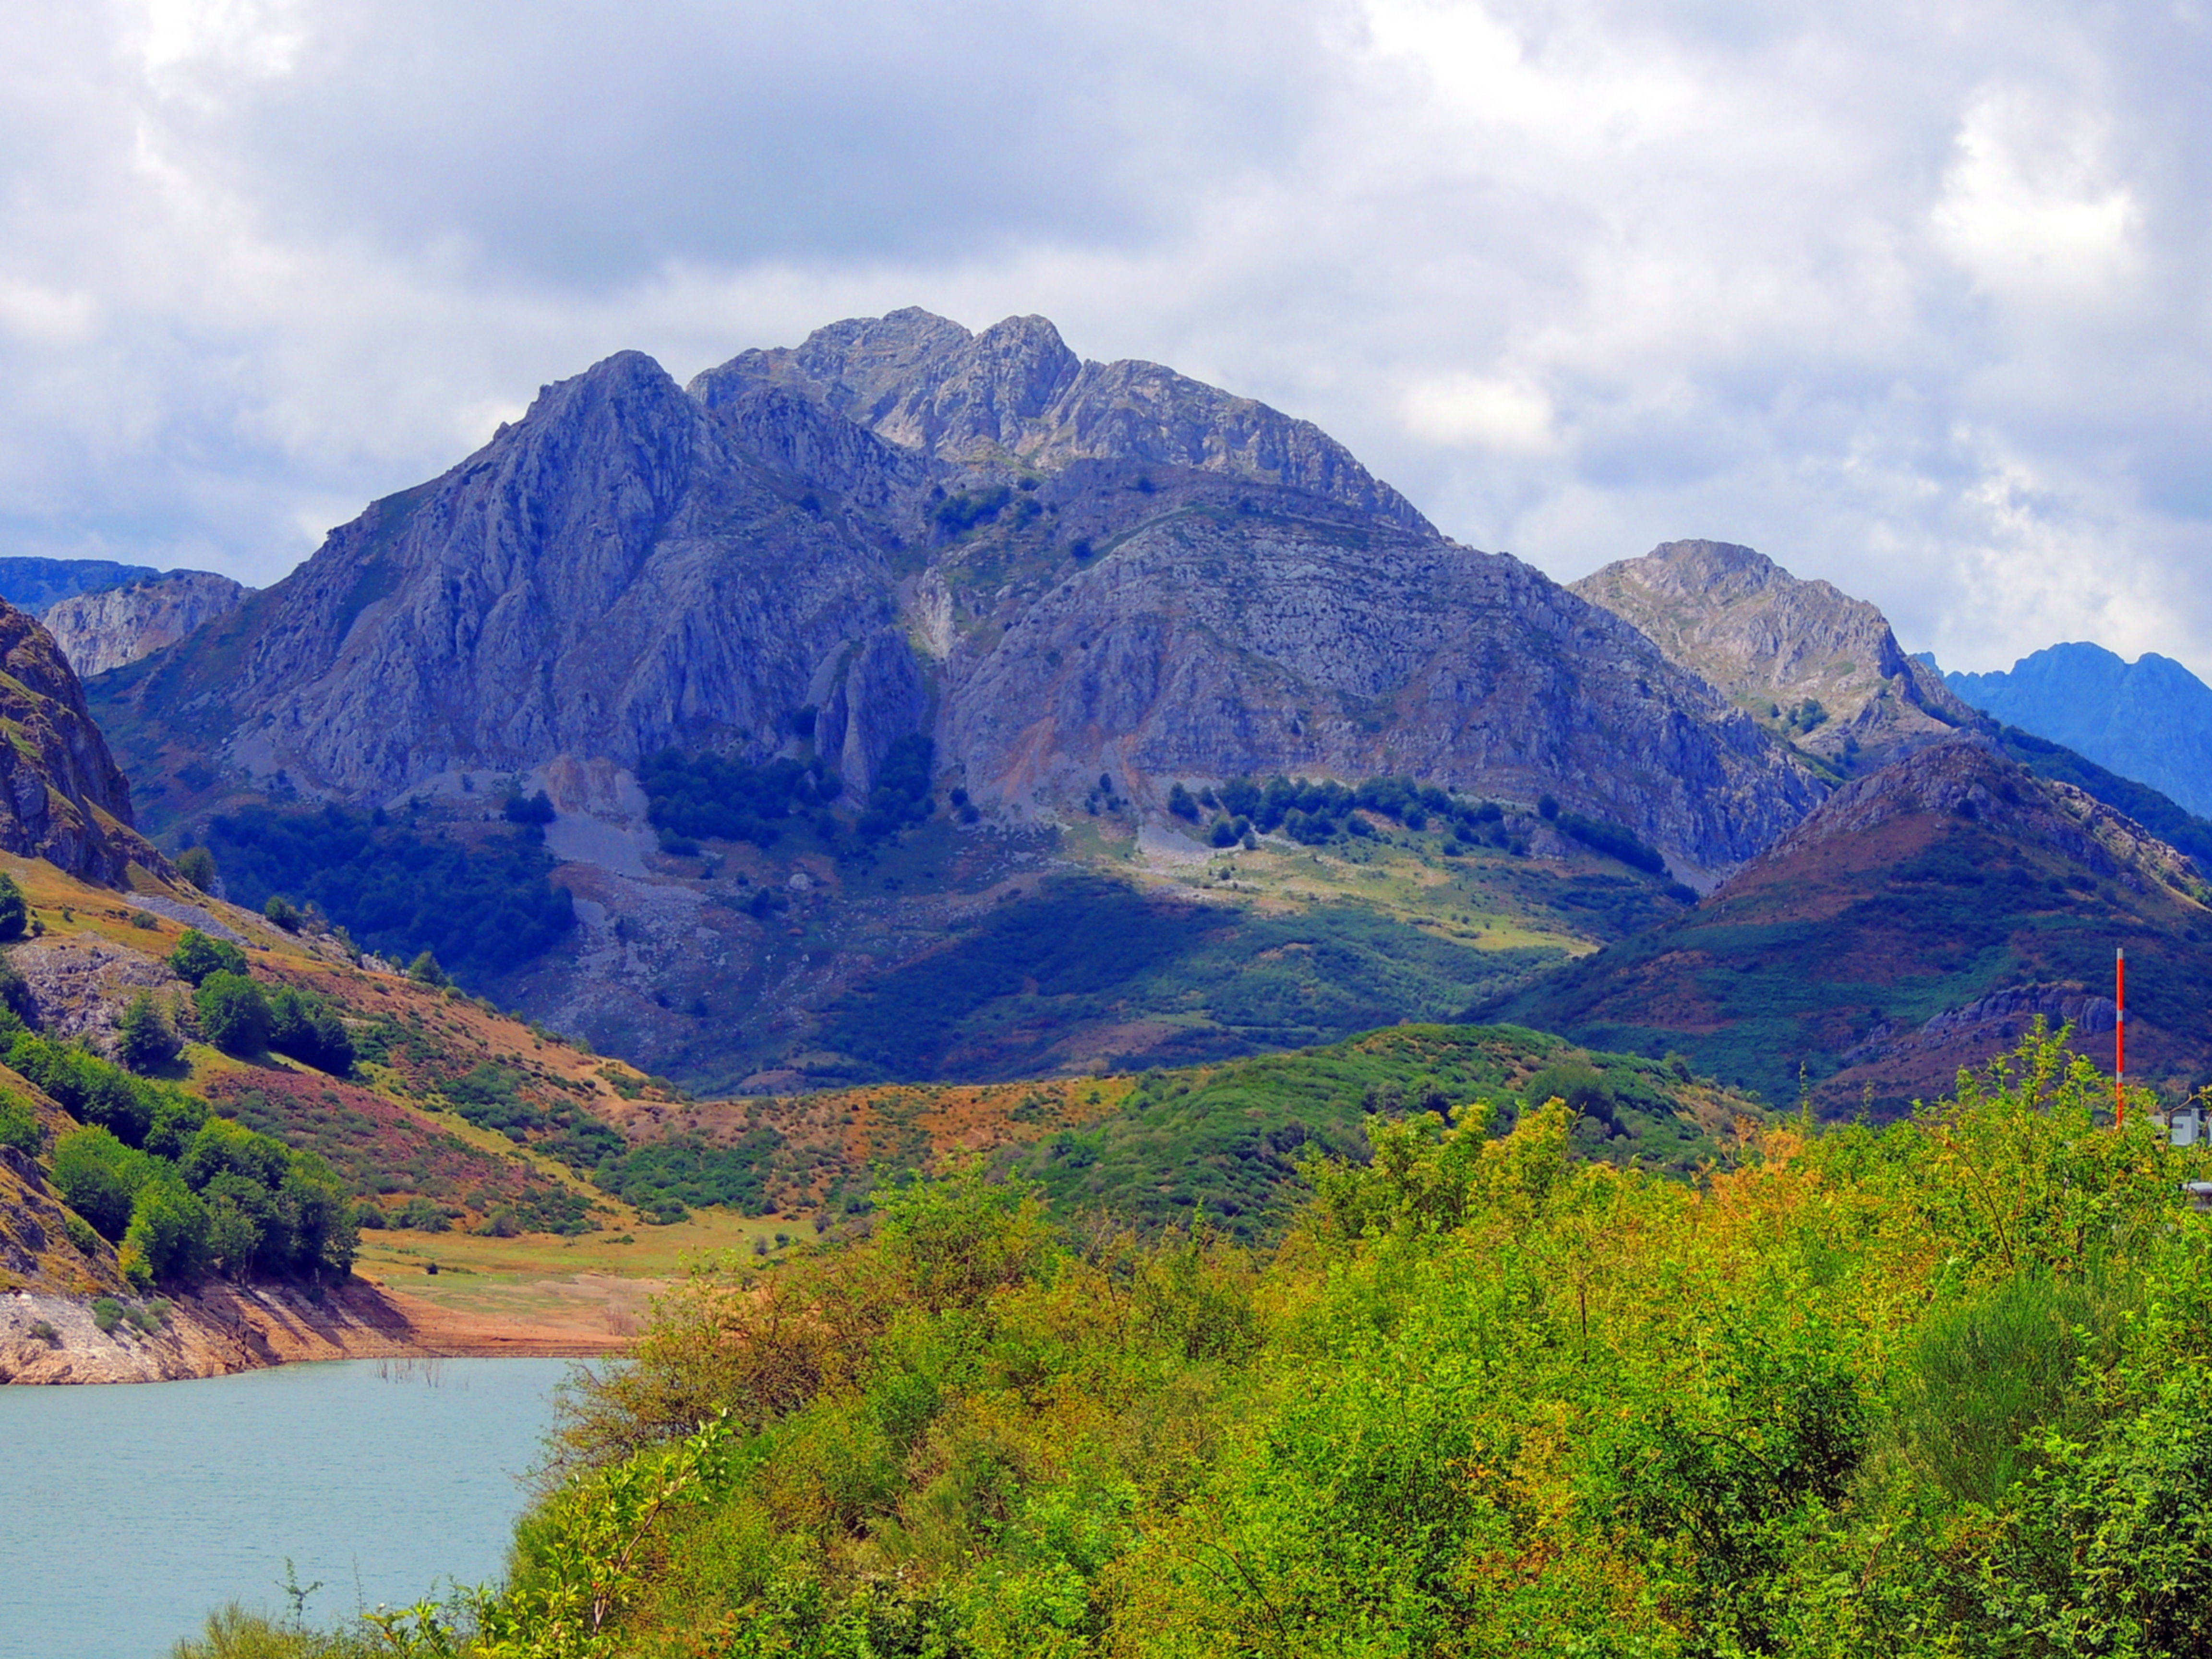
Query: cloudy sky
[{"left": 2, "top": 0, "right": 2206, "bottom": 676}]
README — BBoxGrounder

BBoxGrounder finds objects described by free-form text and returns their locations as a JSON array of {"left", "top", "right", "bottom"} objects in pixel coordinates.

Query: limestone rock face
[
  {"left": 691, "top": 307, "right": 1433, "bottom": 531},
  {"left": 97, "top": 311, "right": 1827, "bottom": 882},
  {"left": 41, "top": 570, "right": 253, "bottom": 677},
  {"left": 124, "top": 350, "right": 909, "bottom": 799},
  {"left": 1572, "top": 540, "right": 1975, "bottom": 773},
  {"left": 0, "top": 604, "right": 162, "bottom": 883},
  {"left": 813, "top": 628, "right": 930, "bottom": 799},
  {"left": 944, "top": 508, "right": 1821, "bottom": 877}
]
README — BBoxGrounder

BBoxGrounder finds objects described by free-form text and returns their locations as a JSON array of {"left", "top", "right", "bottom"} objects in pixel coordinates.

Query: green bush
[
  {"left": 199, "top": 802, "right": 576, "bottom": 988},
  {"left": 62, "top": 1210, "right": 99, "bottom": 1256},
  {"left": 116, "top": 990, "right": 179, "bottom": 1073},
  {"left": 123, "top": 1173, "right": 210, "bottom": 1285},
  {"left": 174, "top": 846, "right": 216, "bottom": 891},
  {"left": 0, "top": 1088, "right": 40, "bottom": 1154},
  {"left": 89, "top": 1296, "right": 121, "bottom": 1334},
  {"left": 195, "top": 972, "right": 271, "bottom": 1055},
  {"left": 168, "top": 927, "right": 248, "bottom": 986},
  {"left": 51, "top": 1125, "right": 157, "bottom": 1238},
  {"left": 266, "top": 986, "right": 352, "bottom": 1074},
  {"left": 263, "top": 895, "right": 301, "bottom": 932},
  {"left": 0, "top": 872, "right": 26, "bottom": 942}
]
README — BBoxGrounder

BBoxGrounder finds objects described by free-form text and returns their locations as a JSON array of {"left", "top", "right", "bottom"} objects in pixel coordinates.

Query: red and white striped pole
[{"left": 2116, "top": 947, "right": 2126, "bottom": 1127}]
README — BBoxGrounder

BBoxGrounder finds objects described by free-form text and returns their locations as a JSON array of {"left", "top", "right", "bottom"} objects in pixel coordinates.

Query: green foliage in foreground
[
  {"left": 1017, "top": 1022, "right": 1740, "bottom": 1239},
  {"left": 207, "top": 1026, "right": 2212, "bottom": 1658}
]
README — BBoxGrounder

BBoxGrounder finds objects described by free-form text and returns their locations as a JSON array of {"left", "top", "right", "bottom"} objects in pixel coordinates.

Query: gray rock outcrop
[
  {"left": 1573, "top": 540, "right": 1975, "bottom": 773},
  {"left": 690, "top": 308, "right": 1433, "bottom": 531},
  {"left": 41, "top": 570, "right": 253, "bottom": 677}
]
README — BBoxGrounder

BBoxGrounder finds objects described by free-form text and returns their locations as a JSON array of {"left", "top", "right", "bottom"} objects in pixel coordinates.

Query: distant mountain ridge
[
  {"left": 1944, "top": 642, "right": 2212, "bottom": 820},
  {"left": 1490, "top": 735, "right": 2212, "bottom": 1113},
  {"left": 0, "top": 557, "right": 163, "bottom": 614}
]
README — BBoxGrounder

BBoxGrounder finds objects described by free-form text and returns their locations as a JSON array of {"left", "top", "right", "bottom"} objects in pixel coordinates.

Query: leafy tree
[
  {"left": 407, "top": 950, "right": 446, "bottom": 987},
  {"left": 116, "top": 991, "right": 178, "bottom": 1073},
  {"left": 0, "top": 871, "right": 25, "bottom": 941},
  {"left": 168, "top": 928, "right": 247, "bottom": 987},
  {"left": 266, "top": 985, "right": 352, "bottom": 1074},
  {"left": 174, "top": 846, "right": 216, "bottom": 891},
  {"left": 503, "top": 789, "right": 557, "bottom": 825},
  {"left": 10, "top": 1032, "right": 156, "bottom": 1146},
  {"left": 122, "top": 1174, "right": 210, "bottom": 1285},
  {"left": 0, "top": 1088, "right": 39, "bottom": 1154},
  {"left": 180, "top": 1116, "right": 292, "bottom": 1193},
  {"left": 195, "top": 971, "right": 271, "bottom": 1055},
  {"left": 263, "top": 894, "right": 301, "bottom": 932},
  {"left": 50, "top": 1125, "right": 156, "bottom": 1238}
]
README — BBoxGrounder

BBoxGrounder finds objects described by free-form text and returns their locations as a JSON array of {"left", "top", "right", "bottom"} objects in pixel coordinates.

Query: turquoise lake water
[{"left": 0, "top": 1358, "right": 573, "bottom": 1659}]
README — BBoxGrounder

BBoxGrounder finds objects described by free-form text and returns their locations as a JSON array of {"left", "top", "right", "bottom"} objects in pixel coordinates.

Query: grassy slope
[
  {"left": 1492, "top": 799, "right": 2212, "bottom": 1114},
  {"left": 646, "top": 1023, "right": 1759, "bottom": 1246}
]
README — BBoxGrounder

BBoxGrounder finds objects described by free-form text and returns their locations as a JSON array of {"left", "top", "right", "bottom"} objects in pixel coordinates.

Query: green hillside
[{"left": 182, "top": 1027, "right": 2212, "bottom": 1658}]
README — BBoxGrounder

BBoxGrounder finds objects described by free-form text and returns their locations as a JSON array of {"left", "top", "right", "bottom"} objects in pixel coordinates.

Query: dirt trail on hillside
[{"left": 0, "top": 1275, "right": 628, "bottom": 1384}]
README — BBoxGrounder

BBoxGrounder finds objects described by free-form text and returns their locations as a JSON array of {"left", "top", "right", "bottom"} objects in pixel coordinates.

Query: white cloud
[{"left": 0, "top": 0, "right": 2209, "bottom": 684}]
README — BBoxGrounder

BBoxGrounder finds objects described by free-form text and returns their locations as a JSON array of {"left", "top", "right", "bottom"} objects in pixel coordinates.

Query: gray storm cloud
[{"left": 0, "top": 0, "right": 2207, "bottom": 677}]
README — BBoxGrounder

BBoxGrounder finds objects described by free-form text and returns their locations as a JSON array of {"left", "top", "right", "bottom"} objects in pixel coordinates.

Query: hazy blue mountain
[
  {"left": 0, "top": 556, "right": 162, "bottom": 613},
  {"left": 1943, "top": 642, "right": 2212, "bottom": 820}
]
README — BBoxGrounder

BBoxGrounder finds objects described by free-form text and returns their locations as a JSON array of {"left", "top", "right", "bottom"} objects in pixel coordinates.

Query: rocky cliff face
[
  {"left": 1945, "top": 641, "right": 2212, "bottom": 820},
  {"left": 96, "top": 311, "right": 1824, "bottom": 884},
  {"left": 40, "top": 570, "right": 252, "bottom": 677},
  {"left": 690, "top": 308, "right": 1434, "bottom": 532},
  {"left": 1572, "top": 540, "right": 1974, "bottom": 774},
  {"left": 109, "top": 351, "right": 914, "bottom": 801},
  {"left": 0, "top": 605, "right": 162, "bottom": 884},
  {"left": 943, "top": 504, "right": 1819, "bottom": 874},
  {"left": 0, "top": 557, "right": 162, "bottom": 614}
]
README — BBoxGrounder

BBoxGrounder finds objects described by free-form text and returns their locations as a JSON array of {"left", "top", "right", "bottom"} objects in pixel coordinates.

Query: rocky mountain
[
  {"left": 0, "top": 603, "right": 163, "bottom": 885},
  {"left": 1943, "top": 641, "right": 2212, "bottom": 820},
  {"left": 81, "top": 309, "right": 1844, "bottom": 1087},
  {"left": 96, "top": 311, "right": 1817, "bottom": 875},
  {"left": 0, "top": 557, "right": 162, "bottom": 614},
  {"left": 690, "top": 308, "right": 1431, "bottom": 530},
  {"left": 42, "top": 570, "right": 253, "bottom": 678},
  {"left": 1572, "top": 540, "right": 1975, "bottom": 775},
  {"left": 1490, "top": 735, "right": 2212, "bottom": 1114}
]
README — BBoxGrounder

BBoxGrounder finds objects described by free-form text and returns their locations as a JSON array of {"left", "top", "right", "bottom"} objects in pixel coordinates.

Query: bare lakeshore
[{"left": 0, "top": 1274, "right": 629, "bottom": 1384}]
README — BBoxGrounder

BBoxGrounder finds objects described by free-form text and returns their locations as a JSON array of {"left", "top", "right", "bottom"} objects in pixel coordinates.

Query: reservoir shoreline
[{"left": 0, "top": 1274, "right": 627, "bottom": 1384}]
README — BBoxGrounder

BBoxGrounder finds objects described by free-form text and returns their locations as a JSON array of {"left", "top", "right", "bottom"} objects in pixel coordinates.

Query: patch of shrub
[
  {"left": 168, "top": 928, "right": 248, "bottom": 987},
  {"left": 503, "top": 790, "right": 556, "bottom": 826},
  {"left": 198, "top": 803, "right": 576, "bottom": 989},
  {"left": 90, "top": 1297, "right": 122, "bottom": 1334},
  {"left": 266, "top": 986, "right": 353, "bottom": 1074},
  {"left": 0, "top": 1088, "right": 40, "bottom": 1154},
  {"left": 855, "top": 734, "right": 936, "bottom": 842},
  {"left": 641, "top": 749, "right": 835, "bottom": 850},
  {"left": 117, "top": 991, "right": 179, "bottom": 1073},
  {"left": 195, "top": 972, "right": 272, "bottom": 1056},
  {"left": 0, "top": 872, "right": 25, "bottom": 942},
  {"left": 174, "top": 846, "right": 216, "bottom": 890}
]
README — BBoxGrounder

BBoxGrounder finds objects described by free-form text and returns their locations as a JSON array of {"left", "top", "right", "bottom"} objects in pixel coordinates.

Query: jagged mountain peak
[
  {"left": 689, "top": 307, "right": 1432, "bottom": 531},
  {"left": 1572, "top": 537, "right": 1976, "bottom": 774}
]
